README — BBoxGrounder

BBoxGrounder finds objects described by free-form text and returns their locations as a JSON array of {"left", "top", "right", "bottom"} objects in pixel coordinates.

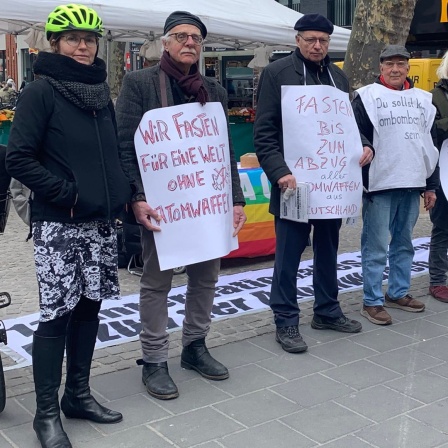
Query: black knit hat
[
  {"left": 294, "top": 13, "right": 334, "bottom": 35},
  {"left": 164, "top": 11, "right": 207, "bottom": 38}
]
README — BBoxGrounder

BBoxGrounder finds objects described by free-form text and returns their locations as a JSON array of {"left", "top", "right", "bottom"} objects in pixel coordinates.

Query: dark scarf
[
  {"left": 159, "top": 50, "right": 208, "bottom": 105},
  {"left": 33, "top": 52, "right": 110, "bottom": 110}
]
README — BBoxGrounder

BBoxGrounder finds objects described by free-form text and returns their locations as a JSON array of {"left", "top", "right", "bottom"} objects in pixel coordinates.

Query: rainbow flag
[{"left": 226, "top": 167, "right": 275, "bottom": 258}]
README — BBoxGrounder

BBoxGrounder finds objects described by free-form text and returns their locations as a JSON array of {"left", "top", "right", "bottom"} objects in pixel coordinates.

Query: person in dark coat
[
  {"left": 6, "top": 4, "right": 131, "bottom": 447},
  {"left": 429, "top": 53, "right": 448, "bottom": 303},
  {"left": 352, "top": 45, "right": 439, "bottom": 325},
  {"left": 116, "top": 11, "right": 246, "bottom": 401},
  {"left": 254, "top": 14, "right": 370, "bottom": 354}
]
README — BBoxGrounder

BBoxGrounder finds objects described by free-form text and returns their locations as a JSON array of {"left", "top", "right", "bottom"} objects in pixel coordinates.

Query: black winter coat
[
  {"left": 253, "top": 49, "right": 349, "bottom": 216},
  {"left": 6, "top": 79, "right": 131, "bottom": 223},
  {"left": 430, "top": 80, "right": 448, "bottom": 230}
]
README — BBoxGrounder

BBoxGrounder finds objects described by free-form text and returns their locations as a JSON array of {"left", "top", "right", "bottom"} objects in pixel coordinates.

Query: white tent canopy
[{"left": 0, "top": 0, "right": 350, "bottom": 51}]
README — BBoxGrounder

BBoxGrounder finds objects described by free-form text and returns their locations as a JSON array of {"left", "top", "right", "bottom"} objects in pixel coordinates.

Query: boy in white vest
[{"left": 352, "top": 44, "right": 439, "bottom": 325}]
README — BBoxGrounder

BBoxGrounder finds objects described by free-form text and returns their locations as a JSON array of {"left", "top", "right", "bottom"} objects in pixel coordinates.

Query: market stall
[{"left": 228, "top": 107, "right": 255, "bottom": 161}]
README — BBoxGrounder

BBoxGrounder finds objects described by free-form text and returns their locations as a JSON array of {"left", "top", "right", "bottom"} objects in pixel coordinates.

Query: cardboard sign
[{"left": 134, "top": 102, "right": 238, "bottom": 270}]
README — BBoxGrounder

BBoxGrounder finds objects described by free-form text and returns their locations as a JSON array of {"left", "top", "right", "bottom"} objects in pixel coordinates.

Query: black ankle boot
[
  {"left": 32, "top": 333, "right": 72, "bottom": 448},
  {"left": 181, "top": 338, "right": 229, "bottom": 380},
  {"left": 60, "top": 320, "right": 122, "bottom": 424},
  {"left": 137, "top": 359, "right": 179, "bottom": 400}
]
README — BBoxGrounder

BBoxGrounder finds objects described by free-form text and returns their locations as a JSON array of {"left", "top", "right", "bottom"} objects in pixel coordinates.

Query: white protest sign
[
  {"left": 134, "top": 102, "right": 237, "bottom": 270},
  {"left": 440, "top": 139, "right": 448, "bottom": 194},
  {"left": 357, "top": 84, "right": 438, "bottom": 192},
  {"left": 281, "top": 85, "right": 363, "bottom": 219}
]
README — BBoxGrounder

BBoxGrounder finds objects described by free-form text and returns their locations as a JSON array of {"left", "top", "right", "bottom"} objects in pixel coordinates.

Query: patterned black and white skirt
[{"left": 32, "top": 221, "right": 120, "bottom": 322}]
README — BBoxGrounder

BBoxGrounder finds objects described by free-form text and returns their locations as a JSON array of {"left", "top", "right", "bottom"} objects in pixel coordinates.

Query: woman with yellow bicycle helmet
[
  {"left": 6, "top": 4, "right": 130, "bottom": 448},
  {"left": 45, "top": 3, "right": 104, "bottom": 40}
]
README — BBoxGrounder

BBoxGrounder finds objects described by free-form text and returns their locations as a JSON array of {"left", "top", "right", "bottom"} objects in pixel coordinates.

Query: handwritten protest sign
[
  {"left": 357, "top": 84, "right": 438, "bottom": 192},
  {"left": 281, "top": 85, "right": 363, "bottom": 219},
  {"left": 134, "top": 102, "right": 237, "bottom": 270}
]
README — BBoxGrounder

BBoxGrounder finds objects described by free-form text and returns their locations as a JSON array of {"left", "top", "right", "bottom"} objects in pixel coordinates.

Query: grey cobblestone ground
[{"left": 0, "top": 208, "right": 433, "bottom": 399}]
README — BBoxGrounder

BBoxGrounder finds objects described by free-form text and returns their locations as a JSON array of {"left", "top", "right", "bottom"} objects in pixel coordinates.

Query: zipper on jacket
[{"left": 93, "top": 110, "right": 111, "bottom": 218}]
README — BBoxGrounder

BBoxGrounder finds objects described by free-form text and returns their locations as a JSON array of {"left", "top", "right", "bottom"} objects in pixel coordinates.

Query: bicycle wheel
[{"left": 0, "top": 353, "right": 6, "bottom": 413}]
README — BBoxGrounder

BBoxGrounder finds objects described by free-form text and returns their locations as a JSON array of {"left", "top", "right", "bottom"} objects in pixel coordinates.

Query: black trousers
[{"left": 270, "top": 217, "right": 343, "bottom": 327}]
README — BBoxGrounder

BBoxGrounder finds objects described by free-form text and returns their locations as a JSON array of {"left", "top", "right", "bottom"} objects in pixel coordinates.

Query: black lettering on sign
[
  {"left": 7, "top": 323, "right": 35, "bottom": 337},
  {"left": 230, "top": 281, "right": 259, "bottom": 290},
  {"left": 99, "top": 309, "right": 123, "bottom": 319},
  {"left": 215, "top": 285, "right": 244, "bottom": 297},
  {"left": 109, "top": 319, "right": 142, "bottom": 337},
  {"left": 251, "top": 290, "right": 270, "bottom": 305},
  {"left": 97, "top": 322, "right": 121, "bottom": 343},
  {"left": 167, "top": 317, "right": 180, "bottom": 330},
  {"left": 124, "top": 302, "right": 139, "bottom": 312},
  {"left": 211, "top": 302, "right": 239, "bottom": 316},
  {"left": 229, "top": 298, "right": 252, "bottom": 311},
  {"left": 168, "top": 294, "right": 186, "bottom": 307},
  {"left": 244, "top": 279, "right": 269, "bottom": 288},
  {"left": 337, "top": 272, "right": 363, "bottom": 288},
  {"left": 23, "top": 342, "right": 33, "bottom": 357},
  {"left": 256, "top": 276, "right": 273, "bottom": 285},
  {"left": 411, "top": 261, "right": 428, "bottom": 273},
  {"left": 297, "top": 287, "right": 315, "bottom": 298}
]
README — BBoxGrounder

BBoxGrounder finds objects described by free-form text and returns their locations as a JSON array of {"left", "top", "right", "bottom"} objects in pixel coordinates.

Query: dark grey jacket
[
  {"left": 253, "top": 49, "right": 349, "bottom": 216},
  {"left": 430, "top": 80, "right": 448, "bottom": 230},
  {"left": 115, "top": 64, "right": 245, "bottom": 207}
]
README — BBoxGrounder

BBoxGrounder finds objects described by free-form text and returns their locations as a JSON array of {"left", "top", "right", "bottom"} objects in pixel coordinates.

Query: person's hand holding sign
[{"left": 132, "top": 201, "right": 161, "bottom": 232}]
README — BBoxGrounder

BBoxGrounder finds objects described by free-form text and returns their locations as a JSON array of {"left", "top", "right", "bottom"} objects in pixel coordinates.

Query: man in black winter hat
[
  {"left": 116, "top": 11, "right": 246, "bottom": 400},
  {"left": 254, "top": 14, "right": 372, "bottom": 354}
]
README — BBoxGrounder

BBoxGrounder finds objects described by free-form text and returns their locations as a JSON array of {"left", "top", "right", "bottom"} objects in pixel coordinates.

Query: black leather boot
[
  {"left": 60, "top": 320, "right": 122, "bottom": 424},
  {"left": 32, "top": 333, "right": 72, "bottom": 448},
  {"left": 181, "top": 338, "right": 229, "bottom": 380},
  {"left": 136, "top": 359, "right": 179, "bottom": 400}
]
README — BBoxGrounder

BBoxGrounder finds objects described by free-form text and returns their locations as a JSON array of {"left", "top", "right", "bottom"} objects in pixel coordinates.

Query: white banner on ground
[
  {"left": 281, "top": 85, "right": 363, "bottom": 219},
  {"left": 2, "top": 237, "right": 430, "bottom": 369},
  {"left": 134, "top": 102, "right": 237, "bottom": 270}
]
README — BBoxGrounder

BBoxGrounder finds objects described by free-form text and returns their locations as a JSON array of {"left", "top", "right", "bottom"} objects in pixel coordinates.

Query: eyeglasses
[
  {"left": 61, "top": 34, "right": 98, "bottom": 48},
  {"left": 297, "top": 34, "right": 331, "bottom": 46},
  {"left": 168, "top": 32, "right": 204, "bottom": 45},
  {"left": 381, "top": 61, "right": 408, "bottom": 69}
]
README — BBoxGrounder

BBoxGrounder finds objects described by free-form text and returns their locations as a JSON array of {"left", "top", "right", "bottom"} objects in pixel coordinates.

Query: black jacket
[
  {"left": 6, "top": 78, "right": 131, "bottom": 222},
  {"left": 430, "top": 79, "right": 448, "bottom": 229},
  {"left": 352, "top": 76, "right": 439, "bottom": 193},
  {"left": 253, "top": 49, "right": 349, "bottom": 216}
]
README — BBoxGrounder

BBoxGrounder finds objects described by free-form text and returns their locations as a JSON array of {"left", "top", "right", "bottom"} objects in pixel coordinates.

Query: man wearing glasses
[
  {"left": 254, "top": 14, "right": 368, "bottom": 354},
  {"left": 116, "top": 11, "right": 246, "bottom": 399},
  {"left": 352, "top": 45, "right": 439, "bottom": 325}
]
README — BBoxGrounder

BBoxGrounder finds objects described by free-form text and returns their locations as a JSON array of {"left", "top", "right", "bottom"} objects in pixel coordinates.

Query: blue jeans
[{"left": 361, "top": 190, "right": 420, "bottom": 306}]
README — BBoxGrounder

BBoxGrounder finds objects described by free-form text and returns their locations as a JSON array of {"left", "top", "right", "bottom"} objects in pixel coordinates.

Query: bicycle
[{"left": 0, "top": 292, "right": 11, "bottom": 413}]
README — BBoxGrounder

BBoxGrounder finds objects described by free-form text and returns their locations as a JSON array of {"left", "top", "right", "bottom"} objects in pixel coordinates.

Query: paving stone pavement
[{"left": 1, "top": 209, "right": 447, "bottom": 447}]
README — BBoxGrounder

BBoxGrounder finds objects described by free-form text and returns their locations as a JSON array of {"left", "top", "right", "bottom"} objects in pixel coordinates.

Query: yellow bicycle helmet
[{"left": 45, "top": 3, "right": 104, "bottom": 40}]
